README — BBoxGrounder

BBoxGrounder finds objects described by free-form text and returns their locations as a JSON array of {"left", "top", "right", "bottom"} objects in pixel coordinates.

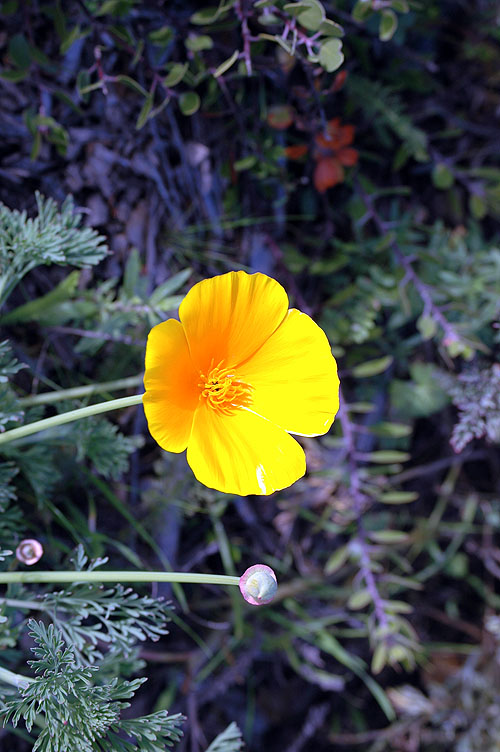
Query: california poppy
[{"left": 143, "top": 271, "right": 339, "bottom": 496}]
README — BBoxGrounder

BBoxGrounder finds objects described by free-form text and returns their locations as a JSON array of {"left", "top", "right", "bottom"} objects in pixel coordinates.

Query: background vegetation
[{"left": 1, "top": 0, "right": 500, "bottom": 749}]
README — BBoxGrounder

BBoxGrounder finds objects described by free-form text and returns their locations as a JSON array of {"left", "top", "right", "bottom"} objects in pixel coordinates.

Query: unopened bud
[
  {"left": 239, "top": 564, "right": 277, "bottom": 606},
  {"left": 16, "top": 539, "right": 43, "bottom": 566}
]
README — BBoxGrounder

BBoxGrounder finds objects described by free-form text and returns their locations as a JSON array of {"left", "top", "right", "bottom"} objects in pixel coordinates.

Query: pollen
[{"left": 199, "top": 360, "right": 253, "bottom": 415}]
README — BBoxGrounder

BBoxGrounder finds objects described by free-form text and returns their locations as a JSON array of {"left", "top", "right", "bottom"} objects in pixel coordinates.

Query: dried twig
[{"left": 338, "top": 386, "right": 390, "bottom": 633}]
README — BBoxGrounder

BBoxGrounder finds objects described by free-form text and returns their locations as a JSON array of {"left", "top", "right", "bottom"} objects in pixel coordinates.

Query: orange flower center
[{"left": 199, "top": 361, "right": 253, "bottom": 416}]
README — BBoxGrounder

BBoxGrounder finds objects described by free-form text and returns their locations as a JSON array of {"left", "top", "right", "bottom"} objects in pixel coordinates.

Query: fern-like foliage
[
  {"left": 205, "top": 722, "right": 244, "bottom": 752},
  {"left": 2, "top": 411, "right": 139, "bottom": 505},
  {"left": 1, "top": 620, "right": 185, "bottom": 752},
  {"left": 0, "top": 192, "right": 108, "bottom": 308},
  {"left": 438, "top": 364, "right": 500, "bottom": 452},
  {"left": 347, "top": 74, "right": 428, "bottom": 164},
  {"left": 0, "top": 461, "right": 22, "bottom": 555},
  {"left": 71, "top": 416, "right": 140, "bottom": 480},
  {"left": 30, "top": 546, "right": 173, "bottom": 665},
  {"left": 0, "top": 461, "right": 17, "bottom": 506},
  {"left": 0, "top": 602, "right": 19, "bottom": 649},
  {"left": 0, "top": 340, "right": 24, "bottom": 432},
  {"left": 13, "top": 443, "right": 62, "bottom": 504}
]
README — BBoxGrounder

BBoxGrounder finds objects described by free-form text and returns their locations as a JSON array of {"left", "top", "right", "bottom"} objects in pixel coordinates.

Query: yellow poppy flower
[{"left": 143, "top": 271, "right": 339, "bottom": 496}]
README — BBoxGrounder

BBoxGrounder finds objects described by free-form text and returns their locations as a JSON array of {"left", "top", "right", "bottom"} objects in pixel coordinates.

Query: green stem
[
  {"left": 0, "top": 394, "right": 144, "bottom": 446},
  {"left": 0, "top": 666, "right": 33, "bottom": 689},
  {"left": 0, "top": 570, "right": 240, "bottom": 587},
  {"left": 19, "top": 375, "right": 144, "bottom": 407},
  {"left": 0, "top": 598, "right": 45, "bottom": 611}
]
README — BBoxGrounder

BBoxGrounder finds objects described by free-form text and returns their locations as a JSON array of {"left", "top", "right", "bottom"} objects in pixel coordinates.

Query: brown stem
[
  {"left": 235, "top": 0, "right": 252, "bottom": 76},
  {"left": 338, "top": 387, "right": 389, "bottom": 632},
  {"left": 359, "top": 186, "right": 463, "bottom": 346}
]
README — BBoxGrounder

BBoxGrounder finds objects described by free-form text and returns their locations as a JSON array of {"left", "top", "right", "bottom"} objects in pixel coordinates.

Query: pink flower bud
[
  {"left": 16, "top": 539, "right": 44, "bottom": 566},
  {"left": 239, "top": 564, "right": 278, "bottom": 606}
]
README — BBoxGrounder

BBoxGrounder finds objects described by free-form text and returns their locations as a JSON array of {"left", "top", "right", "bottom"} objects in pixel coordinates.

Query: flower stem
[
  {"left": 19, "top": 375, "right": 144, "bottom": 407},
  {"left": 0, "top": 666, "right": 33, "bottom": 689},
  {"left": 0, "top": 394, "right": 144, "bottom": 446},
  {"left": 0, "top": 597, "right": 44, "bottom": 611},
  {"left": 0, "top": 570, "right": 240, "bottom": 587}
]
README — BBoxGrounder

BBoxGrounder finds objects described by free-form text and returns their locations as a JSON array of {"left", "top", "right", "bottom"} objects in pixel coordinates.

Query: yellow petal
[
  {"left": 179, "top": 271, "right": 289, "bottom": 372},
  {"left": 143, "top": 319, "right": 199, "bottom": 453},
  {"left": 239, "top": 309, "right": 339, "bottom": 436},
  {"left": 186, "top": 402, "right": 306, "bottom": 495}
]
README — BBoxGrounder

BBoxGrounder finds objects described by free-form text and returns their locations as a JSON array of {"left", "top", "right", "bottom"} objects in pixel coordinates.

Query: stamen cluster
[{"left": 199, "top": 361, "right": 253, "bottom": 415}]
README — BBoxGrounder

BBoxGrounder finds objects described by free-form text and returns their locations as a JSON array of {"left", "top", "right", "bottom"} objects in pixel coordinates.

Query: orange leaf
[
  {"left": 337, "top": 147, "right": 358, "bottom": 166},
  {"left": 315, "top": 118, "right": 346, "bottom": 151},
  {"left": 332, "top": 69, "right": 348, "bottom": 92},
  {"left": 284, "top": 144, "right": 309, "bottom": 160},
  {"left": 313, "top": 157, "right": 344, "bottom": 193},
  {"left": 337, "top": 124, "right": 355, "bottom": 148},
  {"left": 267, "top": 105, "right": 295, "bottom": 130}
]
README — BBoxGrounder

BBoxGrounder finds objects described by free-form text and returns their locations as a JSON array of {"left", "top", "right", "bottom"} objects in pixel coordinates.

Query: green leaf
[
  {"left": 319, "top": 19, "right": 344, "bottom": 37},
  {"left": 234, "top": 156, "right": 257, "bottom": 171},
  {"left": 258, "top": 33, "right": 293, "bottom": 54},
  {"left": 8, "top": 33, "right": 30, "bottom": 68},
  {"left": 348, "top": 589, "right": 372, "bottom": 610},
  {"left": 365, "top": 450, "right": 411, "bottom": 464},
  {"left": 1, "top": 0, "right": 18, "bottom": 15},
  {"left": 0, "top": 271, "right": 80, "bottom": 325},
  {"left": 163, "top": 62, "right": 189, "bottom": 87},
  {"left": 379, "top": 491, "right": 419, "bottom": 505},
  {"left": 185, "top": 34, "right": 214, "bottom": 52},
  {"left": 379, "top": 9, "right": 398, "bottom": 41},
  {"left": 385, "top": 600, "right": 413, "bottom": 614},
  {"left": 148, "top": 24, "right": 174, "bottom": 46},
  {"left": 390, "top": 363, "right": 449, "bottom": 418},
  {"left": 369, "top": 530, "right": 409, "bottom": 544},
  {"left": 123, "top": 247, "right": 141, "bottom": 298},
  {"left": 191, "top": 4, "right": 232, "bottom": 25},
  {"left": 258, "top": 12, "right": 281, "bottom": 25},
  {"left": 95, "top": 0, "right": 135, "bottom": 16},
  {"left": 324, "top": 544, "right": 349, "bottom": 574},
  {"left": 136, "top": 95, "right": 153, "bottom": 129},
  {"left": 214, "top": 49, "right": 240, "bottom": 78},
  {"left": 347, "top": 401, "right": 375, "bottom": 413},
  {"left": 115, "top": 74, "right": 148, "bottom": 97},
  {"left": 205, "top": 721, "right": 244, "bottom": 752},
  {"left": 352, "top": 355, "right": 393, "bottom": 378},
  {"left": 60, "top": 25, "right": 87, "bottom": 55},
  {"left": 149, "top": 268, "right": 192, "bottom": 306},
  {"left": 371, "top": 643, "right": 388, "bottom": 675},
  {"left": 76, "top": 69, "right": 91, "bottom": 101},
  {"left": 179, "top": 91, "right": 201, "bottom": 116},
  {"left": 318, "top": 38, "right": 344, "bottom": 72},
  {"left": 416, "top": 313, "right": 437, "bottom": 340},
  {"left": 469, "top": 193, "right": 487, "bottom": 219},
  {"left": 432, "top": 162, "right": 455, "bottom": 189},
  {"left": 370, "top": 421, "right": 412, "bottom": 438},
  {"left": 298, "top": 2, "right": 325, "bottom": 31},
  {"left": 0, "top": 67, "right": 29, "bottom": 82},
  {"left": 352, "top": 0, "right": 373, "bottom": 22},
  {"left": 284, "top": 0, "right": 325, "bottom": 31},
  {"left": 78, "top": 80, "right": 105, "bottom": 95}
]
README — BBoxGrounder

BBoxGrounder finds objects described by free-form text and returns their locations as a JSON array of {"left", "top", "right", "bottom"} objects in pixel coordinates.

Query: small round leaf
[{"left": 179, "top": 91, "right": 201, "bottom": 116}]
